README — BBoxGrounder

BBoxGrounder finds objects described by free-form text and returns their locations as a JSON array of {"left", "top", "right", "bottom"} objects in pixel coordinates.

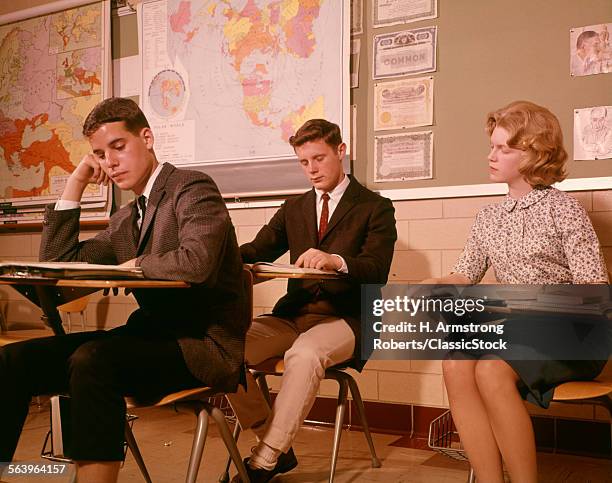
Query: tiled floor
[{"left": 3, "top": 401, "right": 611, "bottom": 482}]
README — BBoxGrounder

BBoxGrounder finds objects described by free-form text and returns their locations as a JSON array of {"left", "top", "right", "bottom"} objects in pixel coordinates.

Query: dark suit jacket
[
  {"left": 241, "top": 176, "right": 397, "bottom": 364},
  {"left": 40, "top": 163, "right": 246, "bottom": 392}
]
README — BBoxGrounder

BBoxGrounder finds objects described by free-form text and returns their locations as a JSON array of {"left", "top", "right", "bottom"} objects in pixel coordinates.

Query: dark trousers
[{"left": 0, "top": 324, "right": 202, "bottom": 461}]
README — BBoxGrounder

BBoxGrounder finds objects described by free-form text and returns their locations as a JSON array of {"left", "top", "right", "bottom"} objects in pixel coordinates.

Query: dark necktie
[
  {"left": 318, "top": 193, "right": 330, "bottom": 241},
  {"left": 132, "top": 195, "right": 147, "bottom": 245}
]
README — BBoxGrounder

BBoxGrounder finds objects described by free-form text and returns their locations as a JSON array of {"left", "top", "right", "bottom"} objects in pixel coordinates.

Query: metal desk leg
[{"left": 35, "top": 286, "right": 66, "bottom": 336}]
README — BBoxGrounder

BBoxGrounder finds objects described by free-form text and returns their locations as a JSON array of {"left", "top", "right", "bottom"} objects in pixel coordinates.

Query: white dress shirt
[{"left": 314, "top": 174, "right": 350, "bottom": 273}]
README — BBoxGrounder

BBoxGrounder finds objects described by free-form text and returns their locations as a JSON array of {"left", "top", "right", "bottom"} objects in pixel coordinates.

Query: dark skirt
[{"left": 448, "top": 314, "right": 610, "bottom": 408}]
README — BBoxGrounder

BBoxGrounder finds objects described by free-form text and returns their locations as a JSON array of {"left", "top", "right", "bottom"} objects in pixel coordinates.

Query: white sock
[
  {"left": 251, "top": 420, "right": 267, "bottom": 441},
  {"left": 249, "top": 442, "right": 281, "bottom": 471}
]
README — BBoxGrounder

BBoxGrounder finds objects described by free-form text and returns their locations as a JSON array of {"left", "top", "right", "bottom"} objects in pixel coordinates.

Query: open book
[
  {"left": 536, "top": 289, "right": 603, "bottom": 305},
  {"left": 0, "top": 261, "right": 144, "bottom": 280},
  {"left": 249, "top": 262, "right": 338, "bottom": 276},
  {"left": 505, "top": 300, "right": 612, "bottom": 316}
]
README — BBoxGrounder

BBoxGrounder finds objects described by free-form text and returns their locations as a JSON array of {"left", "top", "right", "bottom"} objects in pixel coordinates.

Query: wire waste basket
[
  {"left": 206, "top": 394, "right": 236, "bottom": 424},
  {"left": 428, "top": 410, "right": 476, "bottom": 482},
  {"left": 428, "top": 409, "right": 468, "bottom": 460}
]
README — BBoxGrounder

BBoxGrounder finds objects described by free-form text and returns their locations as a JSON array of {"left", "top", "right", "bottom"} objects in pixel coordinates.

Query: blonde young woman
[{"left": 425, "top": 101, "right": 609, "bottom": 482}]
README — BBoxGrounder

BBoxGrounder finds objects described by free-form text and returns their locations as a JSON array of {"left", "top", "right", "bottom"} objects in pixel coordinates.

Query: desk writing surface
[
  {"left": 0, "top": 278, "right": 189, "bottom": 289},
  {"left": 0, "top": 262, "right": 189, "bottom": 288}
]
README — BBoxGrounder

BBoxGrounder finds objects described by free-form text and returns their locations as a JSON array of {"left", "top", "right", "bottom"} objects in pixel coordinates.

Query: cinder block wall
[{"left": 1, "top": 190, "right": 610, "bottom": 421}]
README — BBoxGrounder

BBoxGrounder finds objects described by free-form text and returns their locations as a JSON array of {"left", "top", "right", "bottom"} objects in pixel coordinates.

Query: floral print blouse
[{"left": 453, "top": 187, "right": 609, "bottom": 284}]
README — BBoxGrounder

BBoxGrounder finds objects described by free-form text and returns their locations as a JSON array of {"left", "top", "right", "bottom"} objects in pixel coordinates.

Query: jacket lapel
[
  {"left": 121, "top": 202, "right": 139, "bottom": 259},
  {"left": 301, "top": 188, "right": 319, "bottom": 247},
  {"left": 320, "top": 176, "right": 360, "bottom": 242},
  {"left": 136, "top": 163, "right": 172, "bottom": 252}
]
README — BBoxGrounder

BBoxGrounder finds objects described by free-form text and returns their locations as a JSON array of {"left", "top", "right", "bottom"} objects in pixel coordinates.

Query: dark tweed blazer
[
  {"left": 40, "top": 163, "right": 246, "bottom": 391},
  {"left": 240, "top": 176, "right": 397, "bottom": 366}
]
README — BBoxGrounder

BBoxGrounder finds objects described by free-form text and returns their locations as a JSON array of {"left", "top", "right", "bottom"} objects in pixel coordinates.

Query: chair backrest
[
  {"left": 0, "top": 306, "right": 7, "bottom": 332},
  {"left": 57, "top": 295, "right": 90, "bottom": 314},
  {"left": 242, "top": 266, "right": 254, "bottom": 327},
  {"left": 57, "top": 295, "right": 90, "bottom": 333}
]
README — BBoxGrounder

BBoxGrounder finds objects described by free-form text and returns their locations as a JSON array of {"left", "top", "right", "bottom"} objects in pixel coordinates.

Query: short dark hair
[
  {"left": 289, "top": 119, "right": 343, "bottom": 149},
  {"left": 82, "top": 97, "right": 150, "bottom": 137}
]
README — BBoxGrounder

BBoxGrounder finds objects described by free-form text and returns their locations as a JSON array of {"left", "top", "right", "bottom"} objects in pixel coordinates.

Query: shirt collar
[
  {"left": 315, "top": 173, "right": 350, "bottom": 202},
  {"left": 140, "top": 162, "right": 164, "bottom": 204},
  {"left": 501, "top": 186, "right": 551, "bottom": 212}
]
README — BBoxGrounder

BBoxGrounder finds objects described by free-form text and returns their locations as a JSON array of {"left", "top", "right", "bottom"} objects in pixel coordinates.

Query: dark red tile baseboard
[{"left": 300, "top": 395, "right": 612, "bottom": 459}]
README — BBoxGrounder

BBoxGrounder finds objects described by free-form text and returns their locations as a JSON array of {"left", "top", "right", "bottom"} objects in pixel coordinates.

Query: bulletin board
[{"left": 352, "top": 0, "right": 611, "bottom": 197}]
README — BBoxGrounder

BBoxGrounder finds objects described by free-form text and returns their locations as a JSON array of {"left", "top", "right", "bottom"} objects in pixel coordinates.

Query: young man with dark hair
[
  {"left": 227, "top": 118, "right": 397, "bottom": 482},
  {"left": 0, "top": 97, "right": 246, "bottom": 483}
]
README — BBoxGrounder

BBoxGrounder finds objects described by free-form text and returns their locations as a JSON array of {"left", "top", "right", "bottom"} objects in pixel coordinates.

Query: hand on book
[
  {"left": 248, "top": 262, "right": 338, "bottom": 276},
  {"left": 295, "top": 248, "right": 341, "bottom": 271}
]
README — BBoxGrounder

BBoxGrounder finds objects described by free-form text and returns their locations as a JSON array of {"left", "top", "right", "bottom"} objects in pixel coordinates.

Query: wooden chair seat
[
  {"left": 124, "top": 386, "right": 250, "bottom": 483},
  {"left": 553, "top": 379, "right": 612, "bottom": 401},
  {"left": 125, "top": 386, "right": 215, "bottom": 408},
  {"left": 250, "top": 356, "right": 285, "bottom": 374},
  {"left": 551, "top": 361, "right": 612, "bottom": 457}
]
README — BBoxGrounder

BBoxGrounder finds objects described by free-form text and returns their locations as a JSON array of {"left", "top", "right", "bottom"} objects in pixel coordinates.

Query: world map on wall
[
  {"left": 0, "top": 3, "right": 104, "bottom": 203},
  {"left": 143, "top": 0, "right": 344, "bottom": 164}
]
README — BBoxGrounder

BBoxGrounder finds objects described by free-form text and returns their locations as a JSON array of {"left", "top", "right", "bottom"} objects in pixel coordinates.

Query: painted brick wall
[{"left": 1, "top": 190, "right": 610, "bottom": 421}]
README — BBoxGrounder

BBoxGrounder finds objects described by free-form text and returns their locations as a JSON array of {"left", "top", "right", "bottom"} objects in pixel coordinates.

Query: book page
[
  {"left": 250, "top": 262, "right": 337, "bottom": 276},
  {"left": 0, "top": 261, "right": 137, "bottom": 271},
  {"left": 0, "top": 261, "right": 144, "bottom": 279}
]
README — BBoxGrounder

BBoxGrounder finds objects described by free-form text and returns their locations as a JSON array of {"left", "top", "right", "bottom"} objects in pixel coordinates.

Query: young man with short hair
[
  {"left": 228, "top": 119, "right": 397, "bottom": 482},
  {"left": 0, "top": 97, "right": 246, "bottom": 483}
]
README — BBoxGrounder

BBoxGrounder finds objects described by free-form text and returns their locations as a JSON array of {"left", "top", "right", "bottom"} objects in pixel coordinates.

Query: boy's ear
[{"left": 141, "top": 127, "right": 154, "bottom": 149}]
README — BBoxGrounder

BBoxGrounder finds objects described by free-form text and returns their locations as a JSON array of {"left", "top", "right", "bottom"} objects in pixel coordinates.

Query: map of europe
[
  {"left": 0, "top": 3, "right": 104, "bottom": 203},
  {"left": 143, "top": 0, "right": 345, "bottom": 164}
]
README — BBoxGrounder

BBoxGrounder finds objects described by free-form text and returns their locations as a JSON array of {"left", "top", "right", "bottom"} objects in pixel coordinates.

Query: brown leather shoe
[{"left": 231, "top": 448, "right": 298, "bottom": 482}]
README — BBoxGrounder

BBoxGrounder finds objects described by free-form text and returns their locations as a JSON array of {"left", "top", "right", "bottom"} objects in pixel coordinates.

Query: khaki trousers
[{"left": 226, "top": 313, "right": 355, "bottom": 453}]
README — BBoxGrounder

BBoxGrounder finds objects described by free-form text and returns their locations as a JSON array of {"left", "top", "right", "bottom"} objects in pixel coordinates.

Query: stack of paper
[
  {"left": 0, "top": 183, "right": 112, "bottom": 226},
  {"left": 506, "top": 288, "right": 611, "bottom": 316},
  {"left": 0, "top": 261, "right": 143, "bottom": 279}
]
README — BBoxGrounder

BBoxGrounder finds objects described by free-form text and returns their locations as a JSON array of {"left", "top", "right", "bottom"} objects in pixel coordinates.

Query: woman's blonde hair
[{"left": 486, "top": 100, "right": 567, "bottom": 187}]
